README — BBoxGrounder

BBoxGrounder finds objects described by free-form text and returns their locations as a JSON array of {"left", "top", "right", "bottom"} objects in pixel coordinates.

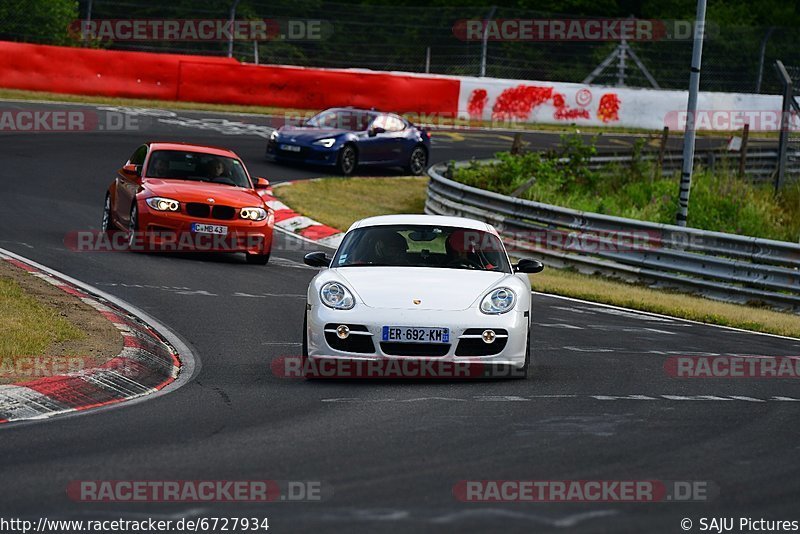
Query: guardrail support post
[
  {"left": 511, "top": 132, "right": 524, "bottom": 155},
  {"left": 738, "top": 123, "right": 750, "bottom": 178},
  {"left": 655, "top": 126, "right": 669, "bottom": 181}
]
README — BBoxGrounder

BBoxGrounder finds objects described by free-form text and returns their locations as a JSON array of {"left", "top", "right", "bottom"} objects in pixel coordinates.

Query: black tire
[
  {"left": 513, "top": 319, "right": 531, "bottom": 380},
  {"left": 302, "top": 312, "right": 308, "bottom": 359},
  {"left": 128, "top": 203, "right": 141, "bottom": 251},
  {"left": 101, "top": 194, "right": 116, "bottom": 235},
  {"left": 301, "top": 311, "right": 315, "bottom": 379},
  {"left": 245, "top": 251, "right": 270, "bottom": 265},
  {"left": 406, "top": 145, "right": 428, "bottom": 176},
  {"left": 337, "top": 144, "right": 357, "bottom": 176}
]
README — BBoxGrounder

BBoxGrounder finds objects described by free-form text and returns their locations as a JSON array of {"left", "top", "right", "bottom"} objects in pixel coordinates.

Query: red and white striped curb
[
  {"left": 0, "top": 253, "right": 181, "bottom": 424},
  {"left": 262, "top": 185, "right": 344, "bottom": 249}
]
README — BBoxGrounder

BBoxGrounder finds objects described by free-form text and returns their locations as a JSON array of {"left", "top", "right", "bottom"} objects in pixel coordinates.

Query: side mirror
[
  {"left": 254, "top": 177, "right": 270, "bottom": 189},
  {"left": 122, "top": 163, "right": 142, "bottom": 177},
  {"left": 514, "top": 258, "right": 544, "bottom": 274},
  {"left": 304, "top": 251, "right": 331, "bottom": 268},
  {"left": 368, "top": 126, "right": 386, "bottom": 137}
]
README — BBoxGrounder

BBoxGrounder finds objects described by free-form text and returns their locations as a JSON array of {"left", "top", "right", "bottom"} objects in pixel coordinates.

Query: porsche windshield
[
  {"left": 145, "top": 150, "right": 252, "bottom": 188},
  {"left": 332, "top": 225, "right": 511, "bottom": 272},
  {"left": 306, "top": 109, "right": 377, "bottom": 131}
]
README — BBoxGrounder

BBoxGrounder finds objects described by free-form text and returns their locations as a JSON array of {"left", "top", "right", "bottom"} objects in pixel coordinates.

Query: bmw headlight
[
  {"left": 320, "top": 282, "right": 355, "bottom": 310},
  {"left": 145, "top": 197, "right": 180, "bottom": 212},
  {"left": 240, "top": 207, "right": 268, "bottom": 221},
  {"left": 480, "top": 287, "right": 516, "bottom": 315},
  {"left": 313, "top": 138, "right": 336, "bottom": 148},
  {"left": 269, "top": 130, "right": 279, "bottom": 141}
]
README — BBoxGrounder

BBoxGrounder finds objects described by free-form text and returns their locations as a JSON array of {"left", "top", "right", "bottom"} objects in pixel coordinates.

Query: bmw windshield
[
  {"left": 332, "top": 225, "right": 511, "bottom": 273},
  {"left": 145, "top": 150, "right": 252, "bottom": 188}
]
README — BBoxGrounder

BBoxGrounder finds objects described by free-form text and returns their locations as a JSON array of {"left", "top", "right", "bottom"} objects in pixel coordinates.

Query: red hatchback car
[{"left": 102, "top": 142, "right": 275, "bottom": 264}]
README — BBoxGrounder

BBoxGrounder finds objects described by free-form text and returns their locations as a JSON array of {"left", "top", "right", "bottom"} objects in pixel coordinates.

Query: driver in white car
[{"left": 371, "top": 230, "right": 408, "bottom": 264}]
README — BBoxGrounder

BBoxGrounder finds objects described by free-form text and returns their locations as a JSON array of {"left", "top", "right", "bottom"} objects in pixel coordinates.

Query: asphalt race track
[{"left": 1, "top": 100, "right": 798, "bottom": 533}]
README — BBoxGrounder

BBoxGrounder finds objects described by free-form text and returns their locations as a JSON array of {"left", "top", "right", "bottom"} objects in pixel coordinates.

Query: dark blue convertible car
[{"left": 266, "top": 108, "right": 431, "bottom": 176}]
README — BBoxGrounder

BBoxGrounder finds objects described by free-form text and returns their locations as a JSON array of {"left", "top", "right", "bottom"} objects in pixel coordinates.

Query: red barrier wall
[
  {"left": 0, "top": 41, "right": 459, "bottom": 114},
  {"left": 177, "top": 61, "right": 459, "bottom": 113}
]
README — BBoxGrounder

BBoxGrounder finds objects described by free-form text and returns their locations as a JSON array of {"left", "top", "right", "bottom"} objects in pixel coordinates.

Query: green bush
[
  {"left": 0, "top": 0, "right": 79, "bottom": 46},
  {"left": 453, "top": 134, "right": 800, "bottom": 242}
]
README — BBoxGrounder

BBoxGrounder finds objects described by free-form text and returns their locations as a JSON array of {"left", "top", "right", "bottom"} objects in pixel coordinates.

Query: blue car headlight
[
  {"left": 269, "top": 130, "right": 279, "bottom": 141},
  {"left": 313, "top": 138, "right": 337, "bottom": 148}
]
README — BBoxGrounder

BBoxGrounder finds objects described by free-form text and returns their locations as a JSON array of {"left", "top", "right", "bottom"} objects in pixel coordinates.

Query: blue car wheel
[
  {"left": 406, "top": 145, "right": 428, "bottom": 176},
  {"left": 337, "top": 144, "right": 358, "bottom": 175}
]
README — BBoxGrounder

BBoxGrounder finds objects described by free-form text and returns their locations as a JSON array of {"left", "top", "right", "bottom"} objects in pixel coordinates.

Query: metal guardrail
[
  {"left": 425, "top": 161, "right": 800, "bottom": 311},
  {"left": 586, "top": 149, "right": 800, "bottom": 181}
]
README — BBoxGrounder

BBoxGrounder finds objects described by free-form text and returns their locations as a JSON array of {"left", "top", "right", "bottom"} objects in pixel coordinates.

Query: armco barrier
[
  {"left": 585, "top": 149, "right": 800, "bottom": 183},
  {"left": 425, "top": 161, "right": 800, "bottom": 311},
  {"left": 0, "top": 41, "right": 459, "bottom": 114}
]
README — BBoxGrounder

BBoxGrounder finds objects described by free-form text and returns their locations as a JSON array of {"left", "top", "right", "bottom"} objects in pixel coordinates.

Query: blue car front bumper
[{"left": 266, "top": 140, "right": 338, "bottom": 167}]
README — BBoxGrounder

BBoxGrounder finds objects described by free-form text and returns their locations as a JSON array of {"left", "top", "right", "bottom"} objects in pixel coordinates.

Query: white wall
[{"left": 456, "top": 76, "right": 788, "bottom": 131}]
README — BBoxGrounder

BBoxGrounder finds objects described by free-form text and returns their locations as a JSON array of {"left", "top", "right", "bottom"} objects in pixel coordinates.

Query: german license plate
[
  {"left": 382, "top": 326, "right": 449, "bottom": 343},
  {"left": 191, "top": 223, "right": 228, "bottom": 235},
  {"left": 280, "top": 144, "right": 301, "bottom": 152}
]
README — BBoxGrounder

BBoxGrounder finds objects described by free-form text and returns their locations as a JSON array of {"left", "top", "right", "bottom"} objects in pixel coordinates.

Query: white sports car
[{"left": 302, "top": 214, "right": 544, "bottom": 378}]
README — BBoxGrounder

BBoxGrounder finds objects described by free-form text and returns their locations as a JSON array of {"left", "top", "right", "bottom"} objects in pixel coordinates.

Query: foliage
[
  {"left": 0, "top": 0, "right": 78, "bottom": 45},
  {"left": 1, "top": 0, "right": 798, "bottom": 93},
  {"left": 453, "top": 134, "right": 800, "bottom": 242}
]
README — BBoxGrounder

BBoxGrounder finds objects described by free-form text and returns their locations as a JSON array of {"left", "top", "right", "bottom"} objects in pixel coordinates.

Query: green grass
[
  {"left": 454, "top": 144, "right": 800, "bottom": 242},
  {"left": 273, "top": 176, "right": 428, "bottom": 232},
  {"left": 0, "top": 277, "right": 84, "bottom": 358},
  {"left": 533, "top": 269, "right": 800, "bottom": 338},
  {"left": 273, "top": 174, "right": 800, "bottom": 338}
]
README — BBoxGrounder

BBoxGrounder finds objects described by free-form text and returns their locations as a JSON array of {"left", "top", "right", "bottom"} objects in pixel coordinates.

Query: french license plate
[
  {"left": 280, "top": 144, "right": 301, "bottom": 152},
  {"left": 382, "top": 326, "right": 449, "bottom": 343},
  {"left": 191, "top": 223, "right": 228, "bottom": 235}
]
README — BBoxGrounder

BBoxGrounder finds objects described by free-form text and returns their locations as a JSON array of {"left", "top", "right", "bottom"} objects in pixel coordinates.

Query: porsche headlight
[
  {"left": 240, "top": 207, "right": 268, "bottom": 221},
  {"left": 270, "top": 130, "right": 279, "bottom": 141},
  {"left": 480, "top": 287, "right": 516, "bottom": 315},
  {"left": 313, "top": 138, "right": 336, "bottom": 148},
  {"left": 320, "top": 282, "right": 355, "bottom": 310},
  {"left": 145, "top": 197, "right": 180, "bottom": 212}
]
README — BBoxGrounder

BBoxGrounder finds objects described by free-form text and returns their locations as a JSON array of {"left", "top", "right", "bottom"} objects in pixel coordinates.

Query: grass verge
[
  {"left": 0, "top": 260, "right": 123, "bottom": 384},
  {"left": 0, "top": 278, "right": 82, "bottom": 357},
  {"left": 273, "top": 175, "right": 800, "bottom": 338},
  {"left": 273, "top": 176, "right": 428, "bottom": 232},
  {"left": 453, "top": 141, "right": 800, "bottom": 242}
]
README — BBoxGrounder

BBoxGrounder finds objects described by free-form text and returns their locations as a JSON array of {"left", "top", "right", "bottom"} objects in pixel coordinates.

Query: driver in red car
[
  {"left": 150, "top": 156, "right": 170, "bottom": 178},
  {"left": 208, "top": 158, "right": 227, "bottom": 180}
]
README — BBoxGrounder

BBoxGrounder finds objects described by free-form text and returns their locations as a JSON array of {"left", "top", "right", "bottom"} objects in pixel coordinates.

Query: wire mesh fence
[{"left": 0, "top": 0, "right": 798, "bottom": 94}]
